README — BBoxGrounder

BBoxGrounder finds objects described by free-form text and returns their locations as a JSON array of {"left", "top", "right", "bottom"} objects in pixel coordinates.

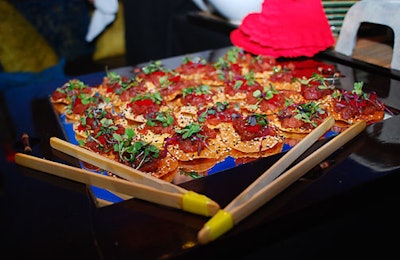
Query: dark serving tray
[
  {"left": 4, "top": 47, "right": 400, "bottom": 259},
  {"left": 50, "top": 46, "right": 398, "bottom": 205}
]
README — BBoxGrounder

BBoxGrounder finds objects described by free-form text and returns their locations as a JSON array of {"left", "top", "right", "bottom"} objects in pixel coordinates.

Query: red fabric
[{"left": 230, "top": 0, "right": 335, "bottom": 58}]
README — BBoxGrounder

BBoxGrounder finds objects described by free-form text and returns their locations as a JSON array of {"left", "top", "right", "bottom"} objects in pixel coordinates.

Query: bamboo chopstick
[
  {"left": 49, "top": 137, "right": 184, "bottom": 194},
  {"left": 15, "top": 153, "right": 183, "bottom": 207},
  {"left": 15, "top": 140, "right": 221, "bottom": 217},
  {"left": 15, "top": 153, "right": 219, "bottom": 216},
  {"left": 226, "top": 116, "right": 335, "bottom": 210},
  {"left": 198, "top": 119, "right": 366, "bottom": 244}
]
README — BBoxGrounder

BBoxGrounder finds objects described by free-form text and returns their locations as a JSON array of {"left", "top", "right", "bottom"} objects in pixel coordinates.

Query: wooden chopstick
[
  {"left": 15, "top": 153, "right": 183, "bottom": 208},
  {"left": 198, "top": 119, "right": 366, "bottom": 244},
  {"left": 50, "top": 137, "right": 186, "bottom": 193},
  {"left": 226, "top": 116, "right": 335, "bottom": 210},
  {"left": 15, "top": 153, "right": 220, "bottom": 216},
  {"left": 15, "top": 139, "right": 221, "bottom": 216}
]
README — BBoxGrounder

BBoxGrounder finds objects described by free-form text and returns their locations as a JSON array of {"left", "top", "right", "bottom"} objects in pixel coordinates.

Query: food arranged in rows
[{"left": 51, "top": 47, "right": 387, "bottom": 182}]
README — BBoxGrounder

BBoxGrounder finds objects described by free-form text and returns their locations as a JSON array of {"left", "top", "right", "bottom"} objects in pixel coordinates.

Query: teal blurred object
[
  {"left": 10, "top": 0, "right": 94, "bottom": 62},
  {"left": 0, "top": 59, "right": 67, "bottom": 91}
]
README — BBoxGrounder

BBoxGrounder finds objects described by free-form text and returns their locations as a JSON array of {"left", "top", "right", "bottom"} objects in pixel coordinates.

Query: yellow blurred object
[
  {"left": 93, "top": 2, "right": 126, "bottom": 61},
  {"left": 0, "top": 1, "right": 59, "bottom": 72}
]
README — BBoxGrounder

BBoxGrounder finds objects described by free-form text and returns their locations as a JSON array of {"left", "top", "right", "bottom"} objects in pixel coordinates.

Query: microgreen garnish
[
  {"left": 78, "top": 93, "right": 95, "bottom": 105},
  {"left": 63, "top": 79, "right": 87, "bottom": 91},
  {"left": 247, "top": 113, "right": 268, "bottom": 127},
  {"left": 146, "top": 111, "right": 174, "bottom": 127},
  {"left": 113, "top": 128, "right": 159, "bottom": 169},
  {"left": 105, "top": 71, "right": 133, "bottom": 93},
  {"left": 294, "top": 102, "right": 325, "bottom": 126},
  {"left": 253, "top": 84, "right": 278, "bottom": 100},
  {"left": 332, "top": 82, "right": 367, "bottom": 101},
  {"left": 216, "top": 101, "right": 229, "bottom": 111},
  {"left": 225, "top": 47, "right": 241, "bottom": 64},
  {"left": 244, "top": 71, "right": 256, "bottom": 85},
  {"left": 233, "top": 80, "right": 244, "bottom": 90},
  {"left": 142, "top": 60, "right": 164, "bottom": 74},
  {"left": 298, "top": 72, "right": 339, "bottom": 90},
  {"left": 175, "top": 123, "right": 202, "bottom": 140},
  {"left": 95, "top": 118, "right": 118, "bottom": 137},
  {"left": 272, "top": 66, "right": 281, "bottom": 74},
  {"left": 65, "top": 94, "right": 98, "bottom": 115},
  {"left": 182, "top": 56, "right": 191, "bottom": 64},
  {"left": 179, "top": 169, "right": 203, "bottom": 179},
  {"left": 182, "top": 56, "right": 207, "bottom": 65},
  {"left": 182, "top": 85, "right": 212, "bottom": 97},
  {"left": 213, "top": 57, "right": 230, "bottom": 71},
  {"left": 198, "top": 102, "right": 229, "bottom": 122},
  {"left": 132, "top": 92, "right": 163, "bottom": 104},
  {"left": 159, "top": 75, "right": 169, "bottom": 87},
  {"left": 352, "top": 82, "right": 367, "bottom": 98},
  {"left": 285, "top": 98, "right": 294, "bottom": 107}
]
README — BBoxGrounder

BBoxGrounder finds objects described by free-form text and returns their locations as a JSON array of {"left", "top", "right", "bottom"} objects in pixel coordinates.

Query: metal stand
[{"left": 335, "top": 0, "right": 400, "bottom": 70}]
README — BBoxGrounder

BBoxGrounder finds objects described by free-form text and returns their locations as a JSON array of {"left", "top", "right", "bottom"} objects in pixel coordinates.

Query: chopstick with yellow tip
[
  {"left": 14, "top": 138, "right": 220, "bottom": 217},
  {"left": 198, "top": 118, "right": 366, "bottom": 244}
]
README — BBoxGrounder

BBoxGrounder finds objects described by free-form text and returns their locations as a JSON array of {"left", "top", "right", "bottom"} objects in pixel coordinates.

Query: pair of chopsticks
[
  {"left": 198, "top": 116, "right": 366, "bottom": 244},
  {"left": 14, "top": 137, "right": 220, "bottom": 217}
]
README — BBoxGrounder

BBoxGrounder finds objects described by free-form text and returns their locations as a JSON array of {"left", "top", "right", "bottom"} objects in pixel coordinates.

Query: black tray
[{"left": 4, "top": 47, "right": 400, "bottom": 259}]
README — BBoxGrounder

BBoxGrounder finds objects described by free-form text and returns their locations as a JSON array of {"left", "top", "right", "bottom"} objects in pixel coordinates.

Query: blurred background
[{"left": 0, "top": 0, "right": 394, "bottom": 87}]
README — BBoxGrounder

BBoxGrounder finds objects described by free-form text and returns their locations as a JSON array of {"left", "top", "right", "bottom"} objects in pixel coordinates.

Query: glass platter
[{"left": 51, "top": 47, "right": 398, "bottom": 204}]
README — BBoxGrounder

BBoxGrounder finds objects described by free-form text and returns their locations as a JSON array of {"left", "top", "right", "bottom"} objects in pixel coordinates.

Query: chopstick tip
[
  {"left": 197, "top": 226, "right": 212, "bottom": 244},
  {"left": 182, "top": 191, "right": 220, "bottom": 217},
  {"left": 197, "top": 209, "right": 234, "bottom": 244},
  {"left": 207, "top": 200, "right": 220, "bottom": 217}
]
